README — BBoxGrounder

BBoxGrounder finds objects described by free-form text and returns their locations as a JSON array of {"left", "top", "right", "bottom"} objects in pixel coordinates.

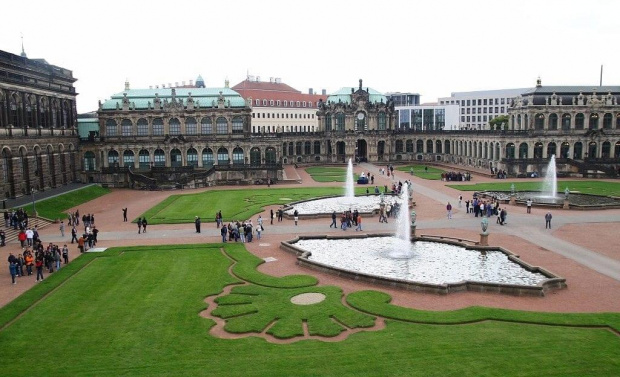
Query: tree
[{"left": 489, "top": 115, "right": 509, "bottom": 130}]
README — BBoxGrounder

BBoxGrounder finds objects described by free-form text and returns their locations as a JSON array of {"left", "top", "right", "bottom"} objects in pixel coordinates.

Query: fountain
[
  {"left": 389, "top": 186, "right": 413, "bottom": 259},
  {"left": 541, "top": 154, "right": 558, "bottom": 198},
  {"left": 345, "top": 158, "right": 355, "bottom": 201}
]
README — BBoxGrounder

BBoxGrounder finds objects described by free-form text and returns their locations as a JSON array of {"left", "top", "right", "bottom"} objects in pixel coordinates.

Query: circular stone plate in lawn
[
  {"left": 290, "top": 293, "right": 326, "bottom": 305},
  {"left": 279, "top": 198, "right": 293, "bottom": 201}
]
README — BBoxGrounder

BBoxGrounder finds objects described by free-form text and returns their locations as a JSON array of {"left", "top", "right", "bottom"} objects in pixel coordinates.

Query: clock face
[{"left": 357, "top": 112, "right": 365, "bottom": 120}]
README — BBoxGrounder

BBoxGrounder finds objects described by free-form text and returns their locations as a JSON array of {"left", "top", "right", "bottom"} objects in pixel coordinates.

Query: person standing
[
  {"left": 526, "top": 199, "right": 533, "bottom": 214},
  {"left": 59, "top": 221, "right": 65, "bottom": 237},
  {"left": 9, "top": 260, "right": 17, "bottom": 284},
  {"left": 220, "top": 225, "right": 227, "bottom": 243},
  {"left": 71, "top": 226, "right": 78, "bottom": 244},
  {"left": 122, "top": 208, "right": 128, "bottom": 222},
  {"left": 0, "top": 229, "right": 5, "bottom": 247},
  {"left": 458, "top": 195, "right": 463, "bottom": 208},
  {"left": 142, "top": 218, "right": 147, "bottom": 233},
  {"left": 256, "top": 223, "right": 262, "bottom": 240},
  {"left": 18, "top": 230, "right": 27, "bottom": 248},
  {"left": 278, "top": 208, "right": 283, "bottom": 222},
  {"left": 293, "top": 210, "right": 299, "bottom": 226},
  {"left": 545, "top": 212, "right": 553, "bottom": 229},
  {"left": 35, "top": 256, "right": 44, "bottom": 282},
  {"left": 195, "top": 216, "right": 201, "bottom": 233},
  {"left": 62, "top": 245, "right": 69, "bottom": 264},
  {"left": 355, "top": 214, "right": 363, "bottom": 231},
  {"left": 446, "top": 202, "right": 453, "bottom": 219},
  {"left": 270, "top": 209, "right": 274, "bottom": 225},
  {"left": 330, "top": 211, "right": 337, "bottom": 228},
  {"left": 137, "top": 218, "right": 142, "bottom": 234},
  {"left": 25, "top": 252, "right": 34, "bottom": 276}
]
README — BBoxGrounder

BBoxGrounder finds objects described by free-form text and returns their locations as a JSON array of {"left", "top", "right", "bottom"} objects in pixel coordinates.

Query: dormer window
[
  {"left": 270, "top": 100, "right": 274, "bottom": 106},
  {"left": 283, "top": 100, "right": 288, "bottom": 107},
  {"left": 302, "top": 101, "right": 306, "bottom": 107},
  {"left": 255, "top": 99, "right": 260, "bottom": 106},
  {"left": 296, "top": 101, "right": 300, "bottom": 107},
  {"left": 262, "top": 100, "right": 267, "bottom": 106},
  {"left": 276, "top": 100, "right": 281, "bottom": 106}
]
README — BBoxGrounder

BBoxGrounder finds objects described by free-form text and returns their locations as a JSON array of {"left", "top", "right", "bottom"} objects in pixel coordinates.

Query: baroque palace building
[{"left": 0, "top": 48, "right": 79, "bottom": 199}]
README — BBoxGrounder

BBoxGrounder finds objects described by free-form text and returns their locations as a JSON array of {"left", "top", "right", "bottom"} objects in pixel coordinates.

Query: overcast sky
[{"left": 1, "top": 0, "right": 618, "bottom": 113}]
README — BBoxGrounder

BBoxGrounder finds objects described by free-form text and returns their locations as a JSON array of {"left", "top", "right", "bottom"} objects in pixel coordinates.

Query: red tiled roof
[{"left": 232, "top": 79, "right": 327, "bottom": 108}]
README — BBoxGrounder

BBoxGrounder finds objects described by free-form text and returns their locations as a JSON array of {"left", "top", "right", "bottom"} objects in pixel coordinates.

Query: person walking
[
  {"left": 545, "top": 212, "right": 553, "bottom": 229},
  {"left": 137, "top": 218, "right": 142, "bottom": 234},
  {"left": 195, "top": 216, "right": 201, "bottom": 233},
  {"left": 330, "top": 211, "right": 337, "bottom": 228},
  {"left": 526, "top": 199, "right": 533, "bottom": 214},
  {"left": 59, "top": 221, "right": 65, "bottom": 237},
  {"left": 71, "top": 226, "right": 78, "bottom": 244},
  {"left": 446, "top": 202, "right": 453, "bottom": 219},
  {"left": 355, "top": 214, "right": 363, "bottom": 231},
  {"left": 122, "top": 208, "right": 128, "bottom": 222},
  {"left": 220, "top": 225, "right": 228, "bottom": 243},
  {"left": 142, "top": 218, "right": 147, "bottom": 233},
  {"left": 293, "top": 210, "right": 299, "bottom": 226}
]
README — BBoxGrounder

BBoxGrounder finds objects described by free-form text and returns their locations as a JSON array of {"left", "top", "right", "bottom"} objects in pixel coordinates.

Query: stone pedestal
[
  {"left": 479, "top": 233, "right": 489, "bottom": 246},
  {"left": 411, "top": 225, "right": 416, "bottom": 238},
  {"left": 509, "top": 196, "right": 516, "bottom": 206},
  {"left": 563, "top": 199, "right": 570, "bottom": 210}
]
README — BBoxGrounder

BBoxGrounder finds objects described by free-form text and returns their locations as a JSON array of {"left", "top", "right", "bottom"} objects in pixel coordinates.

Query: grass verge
[
  {"left": 18, "top": 185, "right": 111, "bottom": 220},
  {"left": 446, "top": 180, "right": 620, "bottom": 196}
]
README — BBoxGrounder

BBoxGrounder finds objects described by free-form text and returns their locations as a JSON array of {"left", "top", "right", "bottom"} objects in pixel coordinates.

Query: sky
[{"left": 1, "top": 0, "right": 619, "bottom": 113}]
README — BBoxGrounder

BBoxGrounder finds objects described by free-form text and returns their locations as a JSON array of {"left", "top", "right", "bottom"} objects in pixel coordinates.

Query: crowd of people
[
  {"left": 441, "top": 171, "right": 471, "bottom": 181},
  {"left": 464, "top": 194, "right": 508, "bottom": 225},
  {"left": 7, "top": 236, "right": 70, "bottom": 284}
]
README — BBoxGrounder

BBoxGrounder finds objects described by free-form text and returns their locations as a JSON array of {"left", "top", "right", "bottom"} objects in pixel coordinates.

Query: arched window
[
  {"left": 601, "top": 141, "right": 611, "bottom": 158},
  {"left": 445, "top": 140, "right": 451, "bottom": 155},
  {"left": 201, "top": 117, "right": 213, "bottom": 134},
  {"left": 170, "top": 148, "right": 182, "bottom": 167},
  {"left": 169, "top": 118, "right": 181, "bottom": 135},
  {"left": 123, "top": 150, "right": 134, "bottom": 167},
  {"left": 573, "top": 142, "right": 583, "bottom": 159},
  {"left": 154, "top": 149, "right": 165, "bottom": 167},
  {"left": 325, "top": 114, "right": 332, "bottom": 131},
  {"left": 588, "top": 141, "right": 597, "bottom": 158},
  {"left": 108, "top": 150, "right": 119, "bottom": 165},
  {"left": 232, "top": 117, "right": 243, "bottom": 134},
  {"left": 336, "top": 113, "right": 345, "bottom": 131},
  {"left": 202, "top": 148, "right": 214, "bottom": 167},
  {"left": 138, "top": 149, "right": 150, "bottom": 169},
  {"left": 137, "top": 118, "right": 148, "bottom": 136},
  {"left": 602, "top": 113, "right": 612, "bottom": 129},
  {"left": 84, "top": 151, "right": 96, "bottom": 171},
  {"left": 250, "top": 147, "right": 261, "bottom": 166},
  {"left": 561, "top": 113, "right": 571, "bottom": 130},
  {"left": 516, "top": 114, "right": 521, "bottom": 129},
  {"left": 406, "top": 140, "right": 414, "bottom": 153},
  {"left": 186, "top": 117, "right": 197, "bottom": 135},
  {"left": 265, "top": 147, "right": 276, "bottom": 165},
  {"left": 589, "top": 113, "right": 599, "bottom": 130},
  {"left": 304, "top": 141, "right": 311, "bottom": 155},
  {"left": 560, "top": 142, "right": 570, "bottom": 159},
  {"left": 312, "top": 141, "right": 320, "bottom": 155},
  {"left": 615, "top": 141, "right": 620, "bottom": 158},
  {"left": 416, "top": 140, "right": 424, "bottom": 153},
  {"left": 518, "top": 143, "right": 528, "bottom": 159},
  {"left": 426, "top": 140, "right": 433, "bottom": 153},
  {"left": 617, "top": 114, "right": 620, "bottom": 129},
  {"left": 288, "top": 142, "right": 293, "bottom": 156},
  {"left": 436, "top": 140, "right": 442, "bottom": 154},
  {"left": 217, "top": 148, "right": 229, "bottom": 165},
  {"left": 295, "top": 142, "right": 302, "bottom": 155},
  {"left": 105, "top": 119, "right": 118, "bottom": 136},
  {"left": 548, "top": 114, "right": 558, "bottom": 130},
  {"left": 282, "top": 142, "right": 287, "bottom": 156},
  {"left": 232, "top": 147, "right": 244, "bottom": 164},
  {"left": 547, "top": 142, "right": 556, "bottom": 158},
  {"left": 121, "top": 119, "right": 133, "bottom": 136},
  {"left": 153, "top": 118, "right": 164, "bottom": 136},
  {"left": 187, "top": 148, "right": 198, "bottom": 167},
  {"left": 534, "top": 113, "right": 545, "bottom": 130},
  {"left": 395, "top": 140, "right": 404, "bottom": 153},
  {"left": 216, "top": 117, "right": 228, "bottom": 134},
  {"left": 378, "top": 112, "right": 386, "bottom": 130},
  {"left": 575, "top": 113, "right": 585, "bottom": 130},
  {"left": 533, "top": 142, "right": 543, "bottom": 159}
]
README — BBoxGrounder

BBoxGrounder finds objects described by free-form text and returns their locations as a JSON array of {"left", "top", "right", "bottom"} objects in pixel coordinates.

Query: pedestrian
[
  {"left": 122, "top": 207, "right": 128, "bottom": 222},
  {"left": 446, "top": 202, "right": 453, "bottom": 219},
  {"left": 0, "top": 229, "right": 5, "bottom": 246},
  {"left": 35, "top": 257, "right": 44, "bottom": 282},
  {"left": 526, "top": 199, "right": 533, "bottom": 214},
  {"left": 137, "top": 217, "right": 142, "bottom": 234},
  {"left": 330, "top": 211, "right": 337, "bottom": 228},
  {"left": 18, "top": 229, "right": 26, "bottom": 248},
  {"left": 71, "top": 226, "right": 78, "bottom": 243},
  {"left": 256, "top": 223, "right": 262, "bottom": 240},
  {"left": 25, "top": 252, "right": 33, "bottom": 276},
  {"left": 195, "top": 216, "right": 201, "bottom": 233},
  {"left": 278, "top": 208, "right": 283, "bottom": 222},
  {"left": 220, "top": 225, "right": 227, "bottom": 243},
  {"left": 62, "top": 245, "right": 69, "bottom": 264},
  {"left": 270, "top": 209, "right": 274, "bottom": 225},
  {"left": 59, "top": 221, "right": 65, "bottom": 237},
  {"left": 9, "top": 260, "right": 17, "bottom": 284},
  {"left": 355, "top": 214, "right": 363, "bottom": 231},
  {"left": 78, "top": 235, "right": 85, "bottom": 253},
  {"left": 293, "top": 210, "right": 299, "bottom": 226},
  {"left": 142, "top": 218, "right": 147, "bottom": 233},
  {"left": 458, "top": 195, "right": 462, "bottom": 208},
  {"left": 545, "top": 212, "right": 552, "bottom": 229}
]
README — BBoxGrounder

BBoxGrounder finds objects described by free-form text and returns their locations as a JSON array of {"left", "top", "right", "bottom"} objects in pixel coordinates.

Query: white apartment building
[
  {"left": 438, "top": 88, "right": 531, "bottom": 129},
  {"left": 396, "top": 104, "right": 460, "bottom": 131}
]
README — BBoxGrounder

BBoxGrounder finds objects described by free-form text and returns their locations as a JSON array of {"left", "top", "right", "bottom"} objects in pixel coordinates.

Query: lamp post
[{"left": 31, "top": 188, "right": 37, "bottom": 227}]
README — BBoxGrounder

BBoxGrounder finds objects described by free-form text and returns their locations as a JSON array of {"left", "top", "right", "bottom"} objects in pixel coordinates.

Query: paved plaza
[{"left": 1, "top": 163, "right": 620, "bottom": 314}]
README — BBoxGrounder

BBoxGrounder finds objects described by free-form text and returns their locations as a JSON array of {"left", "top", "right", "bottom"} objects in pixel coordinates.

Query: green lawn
[
  {"left": 17, "top": 185, "right": 111, "bottom": 221},
  {"left": 447, "top": 181, "right": 620, "bottom": 197},
  {"left": 396, "top": 165, "right": 445, "bottom": 180},
  {"left": 139, "top": 187, "right": 367, "bottom": 224},
  {"left": 0, "top": 243, "right": 618, "bottom": 376},
  {"left": 305, "top": 166, "right": 360, "bottom": 182}
]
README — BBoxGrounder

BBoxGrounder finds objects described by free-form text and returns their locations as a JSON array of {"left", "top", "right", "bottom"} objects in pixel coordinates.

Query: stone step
[{"left": 1, "top": 218, "right": 55, "bottom": 246}]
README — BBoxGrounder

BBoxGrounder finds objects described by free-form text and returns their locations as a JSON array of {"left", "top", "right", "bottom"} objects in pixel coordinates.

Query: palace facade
[{"left": 0, "top": 49, "right": 79, "bottom": 199}]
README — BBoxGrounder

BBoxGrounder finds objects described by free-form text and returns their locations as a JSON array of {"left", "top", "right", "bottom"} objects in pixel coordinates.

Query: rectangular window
[
  {"left": 461, "top": 116, "right": 465, "bottom": 122},
  {"left": 466, "top": 116, "right": 470, "bottom": 122},
  {"left": 483, "top": 99, "right": 487, "bottom": 105},
  {"left": 501, "top": 98, "right": 505, "bottom": 105},
  {"left": 500, "top": 107, "right": 505, "bottom": 112},
  {"left": 477, "top": 116, "right": 481, "bottom": 122},
  {"left": 467, "top": 100, "right": 470, "bottom": 106}
]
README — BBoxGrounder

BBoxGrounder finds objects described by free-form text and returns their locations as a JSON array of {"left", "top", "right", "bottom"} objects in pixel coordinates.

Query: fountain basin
[
  {"left": 283, "top": 194, "right": 403, "bottom": 219},
  {"left": 281, "top": 234, "right": 566, "bottom": 296},
  {"left": 477, "top": 191, "right": 620, "bottom": 209}
]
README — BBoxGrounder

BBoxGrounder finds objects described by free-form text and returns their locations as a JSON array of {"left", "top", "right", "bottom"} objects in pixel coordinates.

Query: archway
[
  {"left": 356, "top": 139, "right": 367, "bottom": 162},
  {"left": 336, "top": 141, "right": 346, "bottom": 162}
]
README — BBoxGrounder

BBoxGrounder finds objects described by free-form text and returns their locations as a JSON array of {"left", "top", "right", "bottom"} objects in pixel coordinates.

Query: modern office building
[
  {"left": 386, "top": 92, "right": 420, "bottom": 107},
  {"left": 438, "top": 88, "right": 530, "bottom": 129},
  {"left": 0, "top": 48, "right": 79, "bottom": 199},
  {"left": 395, "top": 104, "right": 460, "bottom": 131}
]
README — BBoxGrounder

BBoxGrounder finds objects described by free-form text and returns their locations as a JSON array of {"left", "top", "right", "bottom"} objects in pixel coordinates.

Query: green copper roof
[
  {"left": 101, "top": 87, "right": 247, "bottom": 110},
  {"left": 326, "top": 87, "right": 387, "bottom": 105}
]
